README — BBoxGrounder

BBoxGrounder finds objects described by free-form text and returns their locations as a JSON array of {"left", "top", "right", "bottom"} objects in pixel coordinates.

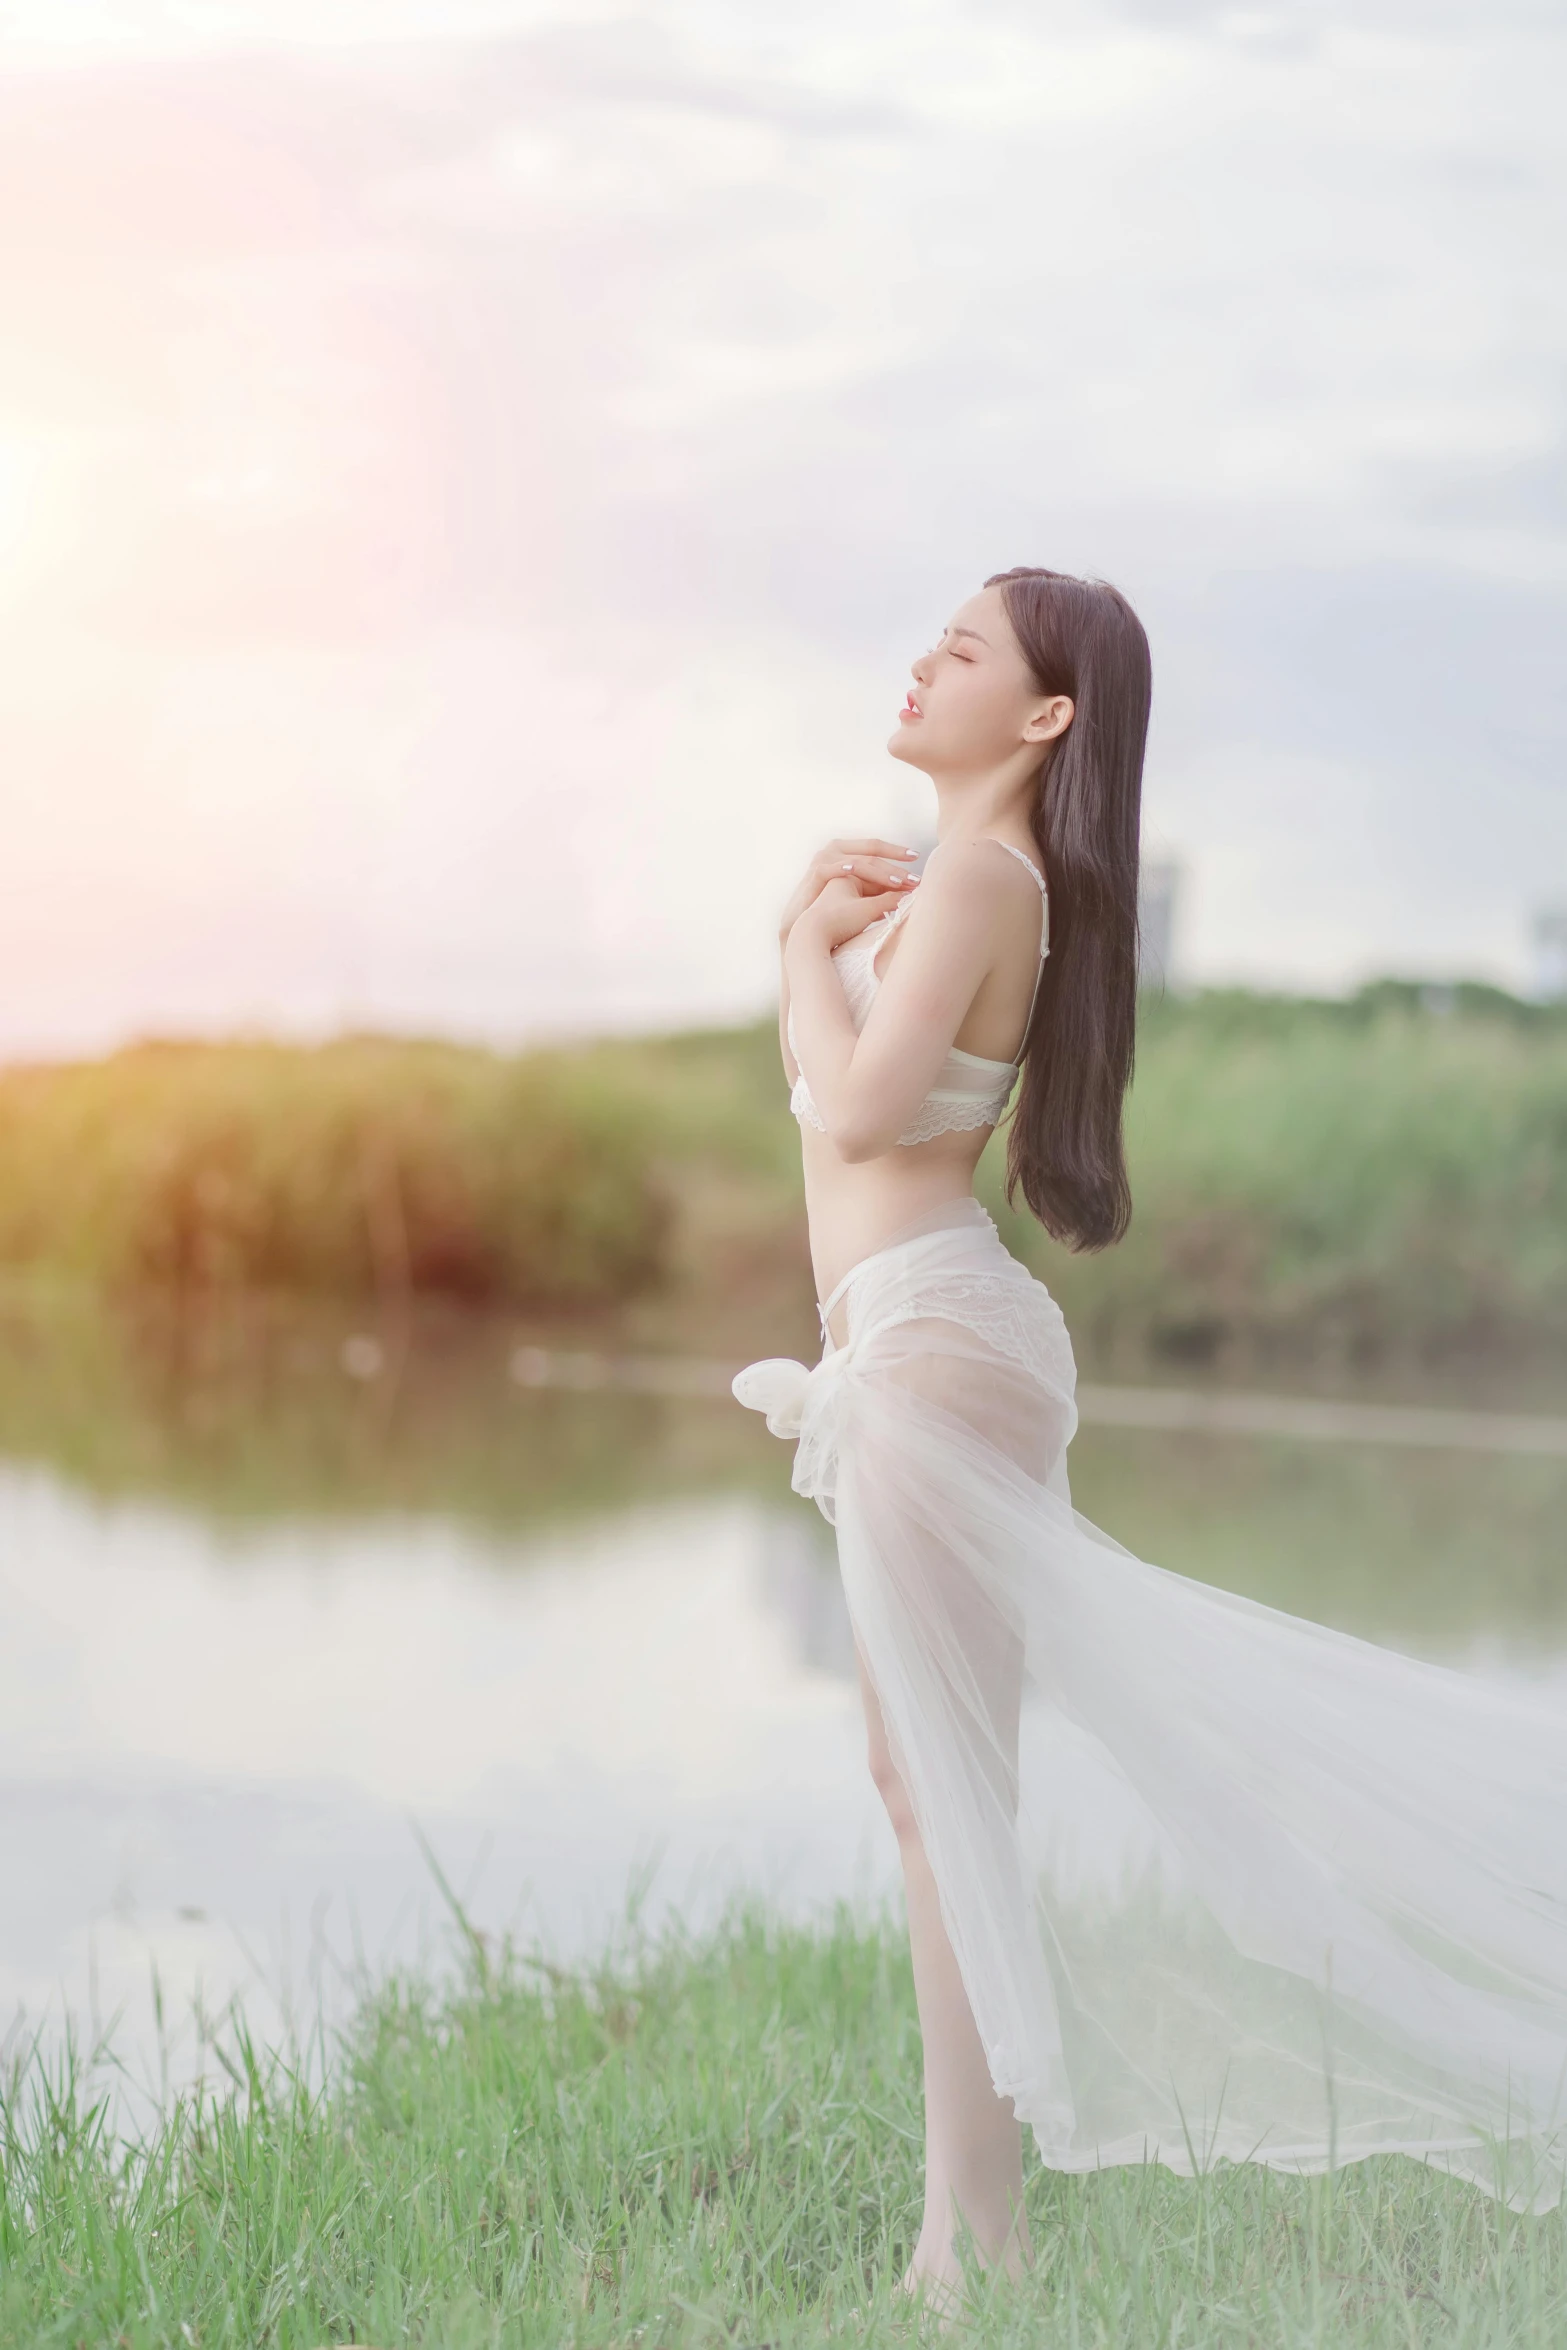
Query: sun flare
[{"left": 0, "top": 437, "right": 48, "bottom": 580}]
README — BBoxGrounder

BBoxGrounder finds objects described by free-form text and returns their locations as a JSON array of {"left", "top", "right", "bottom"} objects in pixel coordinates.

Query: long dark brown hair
[{"left": 985, "top": 566, "right": 1151, "bottom": 1251}]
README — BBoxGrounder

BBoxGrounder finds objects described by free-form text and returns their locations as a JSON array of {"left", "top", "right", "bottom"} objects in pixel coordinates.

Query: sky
[{"left": 1, "top": 0, "right": 1564, "bottom": 1057}]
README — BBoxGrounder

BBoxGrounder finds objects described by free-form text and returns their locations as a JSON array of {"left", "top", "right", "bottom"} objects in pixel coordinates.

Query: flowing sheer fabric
[{"left": 732, "top": 1196, "right": 1567, "bottom": 2211}]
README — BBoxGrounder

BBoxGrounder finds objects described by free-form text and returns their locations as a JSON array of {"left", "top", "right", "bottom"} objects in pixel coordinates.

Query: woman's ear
[{"left": 1023, "top": 694, "right": 1074, "bottom": 745}]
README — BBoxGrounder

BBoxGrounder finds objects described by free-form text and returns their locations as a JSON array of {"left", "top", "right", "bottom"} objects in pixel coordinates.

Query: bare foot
[
  {"left": 896, "top": 2248, "right": 970, "bottom": 2330},
  {"left": 896, "top": 2228, "right": 1034, "bottom": 2329}
]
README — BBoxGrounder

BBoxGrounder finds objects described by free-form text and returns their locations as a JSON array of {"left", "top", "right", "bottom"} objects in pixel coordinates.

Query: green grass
[{"left": 4, "top": 1893, "right": 1565, "bottom": 2349}]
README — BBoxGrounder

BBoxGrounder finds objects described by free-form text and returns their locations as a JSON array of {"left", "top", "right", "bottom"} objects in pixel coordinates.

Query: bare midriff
[{"left": 801, "top": 1125, "right": 991, "bottom": 1351}]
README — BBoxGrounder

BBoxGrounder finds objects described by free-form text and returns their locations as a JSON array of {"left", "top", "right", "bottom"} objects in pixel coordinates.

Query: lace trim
[
  {"left": 894, "top": 1091, "right": 1013, "bottom": 1145},
  {"left": 790, "top": 1075, "right": 829, "bottom": 1132},
  {"left": 857, "top": 1265, "right": 1074, "bottom": 1394},
  {"left": 790, "top": 1081, "right": 1011, "bottom": 1144}
]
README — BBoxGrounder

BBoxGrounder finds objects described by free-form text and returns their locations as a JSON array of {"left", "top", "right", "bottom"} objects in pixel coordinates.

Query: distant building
[
  {"left": 1138, "top": 858, "right": 1182, "bottom": 992},
  {"left": 1531, "top": 908, "right": 1567, "bottom": 1002}
]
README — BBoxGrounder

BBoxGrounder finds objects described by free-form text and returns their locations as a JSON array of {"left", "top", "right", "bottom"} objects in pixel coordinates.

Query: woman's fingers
[
  {"left": 852, "top": 888, "right": 907, "bottom": 920},
  {"left": 837, "top": 858, "right": 920, "bottom": 886},
  {"left": 781, "top": 839, "right": 918, "bottom": 942},
  {"left": 824, "top": 845, "right": 921, "bottom": 891}
]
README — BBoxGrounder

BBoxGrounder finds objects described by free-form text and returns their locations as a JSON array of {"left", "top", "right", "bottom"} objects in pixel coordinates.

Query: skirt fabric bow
[
  {"left": 730, "top": 1355, "right": 815, "bottom": 1438},
  {"left": 731, "top": 1344, "right": 851, "bottom": 1515}
]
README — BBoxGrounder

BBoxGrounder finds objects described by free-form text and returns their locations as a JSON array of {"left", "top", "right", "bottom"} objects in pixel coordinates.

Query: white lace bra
[{"left": 787, "top": 838, "right": 1049, "bottom": 1147}]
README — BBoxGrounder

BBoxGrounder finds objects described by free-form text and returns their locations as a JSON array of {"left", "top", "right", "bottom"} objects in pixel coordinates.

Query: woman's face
[{"left": 887, "top": 583, "right": 1069, "bottom": 774}]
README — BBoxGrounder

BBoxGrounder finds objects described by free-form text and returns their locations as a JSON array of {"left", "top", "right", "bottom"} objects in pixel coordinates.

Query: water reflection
[
  {"left": 0, "top": 1469, "right": 887, "bottom": 2098},
  {"left": 1068, "top": 1425, "right": 1567, "bottom": 1659},
  {"left": 4, "top": 1291, "right": 1567, "bottom": 2095}
]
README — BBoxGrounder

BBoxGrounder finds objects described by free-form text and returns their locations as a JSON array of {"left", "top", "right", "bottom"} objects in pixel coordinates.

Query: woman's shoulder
[
  {"left": 895, "top": 836, "right": 1044, "bottom": 979},
  {"left": 922, "top": 833, "right": 1046, "bottom": 908}
]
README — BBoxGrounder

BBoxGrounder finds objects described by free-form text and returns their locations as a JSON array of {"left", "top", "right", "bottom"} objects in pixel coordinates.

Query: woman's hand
[
  {"left": 789, "top": 875, "right": 911, "bottom": 955},
  {"left": 777, "top": 837, "right": 919, "bottom": 945}
]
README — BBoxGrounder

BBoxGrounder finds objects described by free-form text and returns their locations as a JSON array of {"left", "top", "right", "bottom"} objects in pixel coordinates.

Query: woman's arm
[
  {"left": 775, "top": 837, "right": 919, "bottom": 1087},
  {"left": 779, "top": 937, "right": 797, "bottom": 1086},
  {"left": 784, "top": 845, "right": 1032, "bottom": 1161}
]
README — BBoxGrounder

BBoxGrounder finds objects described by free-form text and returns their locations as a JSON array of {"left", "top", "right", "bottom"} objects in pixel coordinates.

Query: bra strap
[
  {"left": 985, "top": 838, "right": 1050, "bottom": 955},
  {"left": 981, "top": 838, "right": 1049, "bottom": 1053}
]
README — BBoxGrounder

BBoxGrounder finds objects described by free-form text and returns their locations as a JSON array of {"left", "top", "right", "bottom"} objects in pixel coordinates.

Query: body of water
[{"left": 4, "top": 1296, "right": 1566, "bottom": 2103}]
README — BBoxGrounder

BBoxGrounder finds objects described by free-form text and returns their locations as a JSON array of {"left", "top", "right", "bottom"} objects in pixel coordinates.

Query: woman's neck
[{"left": 927, "top": 759, "right": 1042, "bottom": 845}]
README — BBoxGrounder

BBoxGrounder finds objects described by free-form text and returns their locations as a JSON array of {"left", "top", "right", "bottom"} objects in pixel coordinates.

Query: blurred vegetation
[
  {"left": 1026, "top": 981, "right": 1567, "bottom": 1372},
  {"left": 0, "top": 981, "right": 1565, "bottom": 1371},
  {"left": 0, "top": 1037, "right": 673, "bottom": 1310},
  {"left": 0, "top": 995, "right": 1564, "bottom": 1645}
]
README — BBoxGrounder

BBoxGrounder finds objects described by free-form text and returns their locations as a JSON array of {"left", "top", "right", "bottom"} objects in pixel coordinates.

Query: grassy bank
[
  {"left": 4, "top": 1894, "right": 1565, "bottom": 2349},
  {"left": 1, "top": 984, "right": 1565, "bottom": 1365}
]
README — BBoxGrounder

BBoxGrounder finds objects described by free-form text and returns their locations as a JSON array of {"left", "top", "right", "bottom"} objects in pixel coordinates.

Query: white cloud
[{"left": 0, "top": 0, "right": 1562, "bottom": 1050}]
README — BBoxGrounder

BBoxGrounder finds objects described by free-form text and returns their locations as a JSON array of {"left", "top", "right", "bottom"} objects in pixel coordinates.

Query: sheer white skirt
[{"left": 732, "top": 1194, "right": 1567, "bottom": 2211}]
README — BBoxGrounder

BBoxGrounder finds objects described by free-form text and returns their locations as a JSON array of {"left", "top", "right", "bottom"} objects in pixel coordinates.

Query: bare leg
[{"left": 854, "top": 1641, "right": 1033, "bottom": 2312}]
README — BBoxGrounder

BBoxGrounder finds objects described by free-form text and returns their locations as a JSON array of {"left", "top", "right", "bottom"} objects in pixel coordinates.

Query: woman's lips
[{"left": 899, "top": 693, "right": 922, "bottom": 722}]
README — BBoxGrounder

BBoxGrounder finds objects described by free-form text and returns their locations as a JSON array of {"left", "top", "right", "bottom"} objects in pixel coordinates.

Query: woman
[{"left": 733, "top": 566, "right": 1567, "bottom": 2312}]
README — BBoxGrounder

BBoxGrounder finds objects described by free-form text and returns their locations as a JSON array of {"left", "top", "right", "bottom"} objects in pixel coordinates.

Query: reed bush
[
  {"left": 0, "top": 1038, "right": 672, "bottom": 1309},
  {"left": 999, "top": 992, "right": 1567, "bottom": 1367},
  {"left": 2, "top": 987, "right": 1565, "bottom": 1361}
]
